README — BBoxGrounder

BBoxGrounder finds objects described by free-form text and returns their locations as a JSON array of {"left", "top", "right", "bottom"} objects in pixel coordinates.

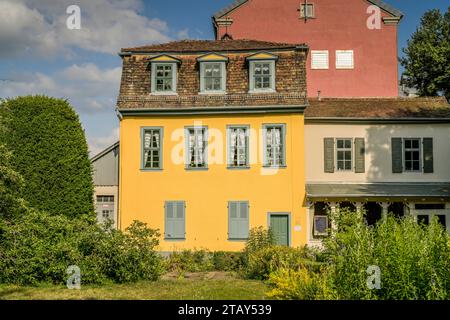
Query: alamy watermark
[
  {"left": 66, "top": 265, "right": 81, "bottom": 289},
  {"left": 66, "top": 5, "right": 81, "bottom": 30}
]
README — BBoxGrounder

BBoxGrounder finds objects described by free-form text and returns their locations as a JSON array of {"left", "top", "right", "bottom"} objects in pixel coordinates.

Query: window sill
[
  {"left": 262, "top": 165, "right": 287, "bottom": 169},
  {"left": 164, "top": 238, "right": 186, "bottom": 241},
  {"left": 185, "top": 167, "right": 209, "bottom": 171},
  {"left": 228, "top": 238, "right": 248, "bottom": 241},
  {"left": 336, "top": 67, "right": 354, "bottom": 70},
  {"left": 198, "top": 91, "right": 227, "bottom": 95},
  {"left": 140, "top": 168, "right": 163, "bottom": 172},
  {"left": 150, "top": 92, "right": 178, "bottom": 96},
  {"left": 227, "top": 166, "right": 250, "bottom": 170},
  {"left": 248, "top": 89, "right": 276, "bottom": 94}
]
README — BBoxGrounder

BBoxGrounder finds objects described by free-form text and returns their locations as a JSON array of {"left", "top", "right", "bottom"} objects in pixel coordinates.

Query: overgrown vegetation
[
  {"left": 0, "top": 212, "right": 164, "bottom": 285},
  {"left": 268, "top": 209, "right": 450, "bottom": 300},
  {"left": 0, "top": 96, "right": 94, "bottom": 218}
]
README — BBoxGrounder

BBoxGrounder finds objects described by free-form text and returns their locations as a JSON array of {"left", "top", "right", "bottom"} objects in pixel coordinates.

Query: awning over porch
[{"left": 306, "top": 183, "right": 450, "bottom": 200}]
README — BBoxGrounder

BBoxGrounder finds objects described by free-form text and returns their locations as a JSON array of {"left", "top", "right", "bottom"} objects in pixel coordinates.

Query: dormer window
[
  {"left": 247, "top": 52, "right": 278, "bottom": 93},
  {"left": 198, "top": 53, "right": 228, "bottom": 94},
  {"left": 150, "top": 55, "right": 180, "bottom": 95}
]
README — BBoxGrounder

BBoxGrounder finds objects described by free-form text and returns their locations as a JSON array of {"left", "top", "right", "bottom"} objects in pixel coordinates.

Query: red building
[{"left": 213, "top": 0, "right": 403, "bottom": 98}]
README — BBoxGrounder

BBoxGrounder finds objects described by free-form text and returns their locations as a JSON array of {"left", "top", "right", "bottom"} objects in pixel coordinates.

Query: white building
[{"left": 304, "top": 97, "right": 450, "bottom": 246}]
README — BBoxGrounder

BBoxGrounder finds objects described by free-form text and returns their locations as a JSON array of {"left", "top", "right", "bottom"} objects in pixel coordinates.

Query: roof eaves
[{"left": 90, "top": 141, "right": 120, "bottom": 162}]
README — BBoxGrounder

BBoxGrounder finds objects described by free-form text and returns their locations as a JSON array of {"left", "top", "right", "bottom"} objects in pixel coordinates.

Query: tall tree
[
  {"left": 0, "top": 103, "right": 26, "bottom": 218},
  {"left": 400, "top": 8, "right": 450, "bottom": 100},
  {"left": 0, "top": 96, "right": 94, "bottom": 218}
]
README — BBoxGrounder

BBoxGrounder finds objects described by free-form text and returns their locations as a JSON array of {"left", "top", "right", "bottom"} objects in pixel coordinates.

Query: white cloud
[
  {"left": 88, "top": 127, "right": 120, "bottom": 156},
  {"left": 0, "top": 64, "right": 121, "bottom": 114},
  {"left": 0, "top": 0, "right": 173, "bottom": 57}
]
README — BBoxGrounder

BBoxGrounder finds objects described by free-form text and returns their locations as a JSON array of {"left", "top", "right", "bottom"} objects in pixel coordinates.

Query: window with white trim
[
  {"left": 263, "top": 124, "right": 285, "bottom": 167},
  {"left": 249, "top": 61, "right": 275, "bottom": 92},
  {"left": 300, "top": 3, "right": 315, "bottom": 18},
  {"left": 404, "top": 138, "right": 421, "bottom": 172},
  {"left": 186, "top": 127, "right": 207, "bottom": 169},
  {"left": 311, "top": 50, "right": 329, "bottom": 69},
  {"left": 336, "top": 138, "right": 352, "bottom": 171},
  {"left": 336, "top": 50, "right": 354, "bottom": 69},
  {"left": 151, "top": 63, "right": 177, "bottom": 93},
  {"left": 200, "top": 62, "right": 226, "bottom": 93},
  {"left": 227, "top": 126, "right": 249, "bottom": 168}
]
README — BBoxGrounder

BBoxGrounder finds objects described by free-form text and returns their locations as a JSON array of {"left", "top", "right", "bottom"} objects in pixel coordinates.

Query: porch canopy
[{"left": 306, "top": 183, "right": 450, "bottom": 202}]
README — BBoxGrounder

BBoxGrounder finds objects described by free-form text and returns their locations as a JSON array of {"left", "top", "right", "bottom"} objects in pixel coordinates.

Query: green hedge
[{"left": 0, "top": 96, "right": 94, "bottom": 218}]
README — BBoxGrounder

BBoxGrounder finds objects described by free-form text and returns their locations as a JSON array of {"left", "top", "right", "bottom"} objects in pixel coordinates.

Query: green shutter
[
  {"left": 391, "top": 138, "right": 403, "bottom": 173},
  {"left": 354, "top": 138, "right": 365, "bottom": 173},
  {"left": 423, "top": 138, "right": 434, "bottom": 173},
  {"left": 228, "top": 201, "right": 249, "bottom": 239},
  {"left": 324, "top": 138, "right": 334, "bottom": 173},
  {"left": 165, "top": 201, "right": 185, "bottom": 239}
]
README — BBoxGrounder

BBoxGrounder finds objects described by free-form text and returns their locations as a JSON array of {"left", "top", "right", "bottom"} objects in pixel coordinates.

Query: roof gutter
[{"left": 305, "top": 117, "right": 450, "bottom": 124}]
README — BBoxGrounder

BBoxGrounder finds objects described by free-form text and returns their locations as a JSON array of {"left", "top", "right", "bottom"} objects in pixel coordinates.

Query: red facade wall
[{"left": 215, "top": 0, "right": 399, "bottom": 98}]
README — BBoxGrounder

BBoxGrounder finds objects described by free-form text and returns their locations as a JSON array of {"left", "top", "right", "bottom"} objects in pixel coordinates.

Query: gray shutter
[
  {"left": 165, "top": 201, "right": 185, "bottom": 239},
  {"left": 228, "top": 201, "right": 249, "bottom": 239},
  {"left": 324, "top": 138, "right": 335, "bottom": 173},
  {"left": 354, "top": 138, "right": 365, "bottom": 173},
  {"left": 391, "top": 138, "right": 403, "bottom": 173},
  {"left": 423, "top": 138, "right": 434, "bottom": 173}
]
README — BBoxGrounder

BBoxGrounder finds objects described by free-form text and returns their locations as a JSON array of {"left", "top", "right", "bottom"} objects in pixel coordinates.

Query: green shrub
[
  {"left": 0, "top": 96, "right": 94, "bottom": 218},
  {"left": 244, "top": 246, "right": 321, "bottom": 280},
  {"left": 323, "top": 209, "right": 450, "bottom": 300},
  {"left": 165, "top": 250, "right": 245, "bottom": 275},
  {"left": 244, "top": 226, "right": 275, "bottom": 255},
  {"left": 267, "top": 267, "right": 335, "bottom": 300},
  {"left": 0, "top": 211, "right": 164, "bottom": 285},
  {"left": 165, "top": 249, "right": 214, "bottom": 274},
  {"left": 212, "top": 251, "right": 245, "bottom": 271}
]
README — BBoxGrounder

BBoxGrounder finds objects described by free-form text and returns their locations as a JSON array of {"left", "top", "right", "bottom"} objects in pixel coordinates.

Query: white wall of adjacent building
[{"left": 305, "top": 123, "right": 450, "bottom": 183}]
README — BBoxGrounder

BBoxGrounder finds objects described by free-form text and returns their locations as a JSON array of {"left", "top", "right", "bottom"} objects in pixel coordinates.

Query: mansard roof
[{"left": 121, "top": 39, "right": 307, "bottom": 55}]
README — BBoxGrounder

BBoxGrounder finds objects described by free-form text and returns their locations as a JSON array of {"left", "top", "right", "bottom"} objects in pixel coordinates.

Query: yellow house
[{"left": 117, "top": 39, "right": 309, "bottom": 252}]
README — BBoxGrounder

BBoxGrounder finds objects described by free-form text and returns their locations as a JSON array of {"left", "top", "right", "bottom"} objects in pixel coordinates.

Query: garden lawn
[{"left": 0, "top": 272, "right": 269, "bottom": 300}]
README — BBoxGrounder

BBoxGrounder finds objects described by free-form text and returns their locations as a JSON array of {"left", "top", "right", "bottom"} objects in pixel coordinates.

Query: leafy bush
[
  {"left": 0, "top": 211, "right": 164, "bottom": 285},
  {"left": 267, "top": 267, "right": 335, "bottom": 300},
  {"left": 268, "top": 208, "right": 450, "bottom": 300},
  {"left": 0, "top": 96, "right": 94, "bottom": 218},
  {"left": 324, "top": 210, "right": 450, "bottom": 299},
  {"left": 244, "top": 246, "right": 321, "bottom": 280},
  {"left": 165, "top": 250, "right": 244, "bottom": 274},
  {"left": 165, "top": 249, "right": 214, "bottom": 274},
  {"left": 212, "top": 251, "right": 245, "bottom": 271},
  {"left": 244, "top": 226, "right": 275, "bottom": 255}
]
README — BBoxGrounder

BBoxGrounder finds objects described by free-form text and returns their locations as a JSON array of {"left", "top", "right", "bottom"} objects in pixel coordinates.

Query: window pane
[
  {"left": 412, "top": 161, "right": 420, "bottom": 171},
  {"left": 412, "top": 139, "right": 419, "bottom": 149},
  {"left": 405, "top": 139, "right": 411, "bottom": 148},
  {"left": 344, "top": 139, "right": 351, "bottom": 149},
  {"left": 412, "top": 151, "right": 419, "bottom": 161},
  {"left": 345, "top": 160, "right": 352, "bottom": 170},
  {"left": 337, "top": 140, "right": 344, "bottom": 149},
  {"left": 417, "top": 215, "right": 429, "bottom": 225}
]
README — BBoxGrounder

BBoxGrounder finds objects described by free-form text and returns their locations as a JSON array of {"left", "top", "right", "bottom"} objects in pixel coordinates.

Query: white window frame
[
  {"left": 263, "top": 124, "right": 286, "bottom": 168},
  {"left": 200, "top": 61, "right": 226, "bottom": 94},
  {"left": 335, "top": 138, "right": 353, "bottom": 172},
  {"left": 185, "top": 126, "right": 208, "bottom": 170},
  {"left": 141, "top": 127, "right": 163, "bottom": 170},
  {"left": 403, "top": 138, "right": 422, "bottom": 173},
  {"left": 300, "top": 3, "right": 315, "bottom": 18},
  {"left": 311, "top": 50, "right": 329, "bottom": 70},
  {"left": 227, "top": 125, "right": 250, "bottom": 169},
  {"left": 336, "top": 50, "right": 354, "bottom": 69},
  {"left": 249, "top": 60, "right": 276, "bottom": 93},
  {"left": 151, "top": 62, "right": 177, "bottom": 95}
]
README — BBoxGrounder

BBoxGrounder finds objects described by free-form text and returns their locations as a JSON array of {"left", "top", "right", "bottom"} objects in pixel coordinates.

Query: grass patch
[{"left": 0, "top": 272, "right": 269, "bottom": 300}]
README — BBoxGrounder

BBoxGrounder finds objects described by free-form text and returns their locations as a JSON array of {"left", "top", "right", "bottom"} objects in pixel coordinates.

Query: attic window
[{"left": 300, "top": 3, "right": 315, "bottom": 19}]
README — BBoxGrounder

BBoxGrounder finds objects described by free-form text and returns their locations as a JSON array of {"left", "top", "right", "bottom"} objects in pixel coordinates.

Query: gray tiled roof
[
  {"left": 214, "top": 0, "right": 403, "bottom": 19},
  {"left": 306, "top": 183, "right": 450, "bottom": 199}
]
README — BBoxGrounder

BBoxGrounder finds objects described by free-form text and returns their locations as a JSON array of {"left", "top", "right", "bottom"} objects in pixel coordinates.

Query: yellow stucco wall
[{"left": 119, "top": 113, "right": 306, "bottom": 252}]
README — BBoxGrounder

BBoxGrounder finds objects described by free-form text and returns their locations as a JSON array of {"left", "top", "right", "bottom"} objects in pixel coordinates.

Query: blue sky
[{"left": 0, "top": 0, "right": 448, "bottom": 155}]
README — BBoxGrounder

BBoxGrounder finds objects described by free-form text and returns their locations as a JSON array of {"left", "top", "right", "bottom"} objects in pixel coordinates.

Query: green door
[{"left": 270, "top": 214, "right": 289, "bottom": 246}]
